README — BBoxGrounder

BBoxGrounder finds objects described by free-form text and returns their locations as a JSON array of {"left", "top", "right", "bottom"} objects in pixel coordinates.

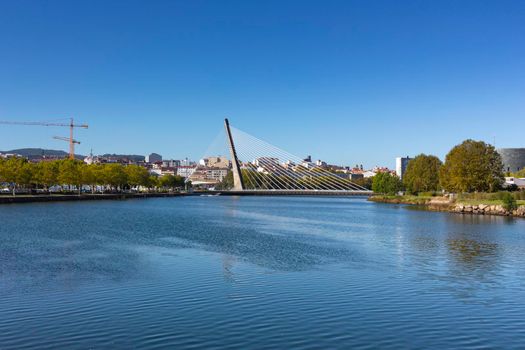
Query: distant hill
[
  {"left": 0, "top": 149, "right": 146, "bottom": 162},
  {"left": 101, "top": 154, "right": 145, "bottom": 162},
  {"left": 0, "top": 148, "right": 84, "bottom": 160}
]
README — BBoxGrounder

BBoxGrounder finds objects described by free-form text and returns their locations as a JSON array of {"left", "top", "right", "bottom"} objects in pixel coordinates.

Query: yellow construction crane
[
  {"left": 53, "top": 136, "right": 81, "bottom": 157},
  {"left": 0, "top": 118, "right": 88, "bottom": 159}
]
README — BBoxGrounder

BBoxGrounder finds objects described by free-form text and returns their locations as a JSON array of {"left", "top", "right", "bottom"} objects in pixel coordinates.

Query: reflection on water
[
  {"left": 1, "top": 196, "right": 524, "bottom": 349},
  {"left": 447, "top": 239, "right": 499, "bottom": 267}
]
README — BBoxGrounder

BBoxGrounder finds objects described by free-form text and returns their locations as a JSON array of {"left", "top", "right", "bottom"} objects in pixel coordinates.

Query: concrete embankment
[
  {"left": 0, "top": 192, "right": 186, "bottom": 204},
  {"left": 369, "top": 196, "right": 525, "bottom": 218}
]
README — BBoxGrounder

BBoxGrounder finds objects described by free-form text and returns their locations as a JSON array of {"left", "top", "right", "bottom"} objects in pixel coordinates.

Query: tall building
[
  {"left": 395, "top": 156, "right": 412, "bottom": 179},
  {"left": 498, "top": 148, "right": 525, "bottom": 173},
  {"left": 146, "top": 153, "right": 162, "bottom": 163}
]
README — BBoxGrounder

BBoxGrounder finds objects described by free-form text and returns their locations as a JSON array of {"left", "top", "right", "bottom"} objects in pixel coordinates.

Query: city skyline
[{"left": 0, "top": 1, "right": 523, "bottom": 167}]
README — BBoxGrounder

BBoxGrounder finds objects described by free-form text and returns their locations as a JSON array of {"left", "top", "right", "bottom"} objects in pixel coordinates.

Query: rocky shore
[
  {"left": 449, "top": 203, "right": 525, "bottom": 217},
  {"left": 370, "top": 195, "right": 525, "bottom": 218}
]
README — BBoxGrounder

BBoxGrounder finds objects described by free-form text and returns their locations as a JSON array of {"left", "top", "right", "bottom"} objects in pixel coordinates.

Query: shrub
[
  {"left": 502, "top": 192, "right": 518, "bottom": 212},
  {"left": 418, "top": 191, "right": 438, "bottom": 197}
]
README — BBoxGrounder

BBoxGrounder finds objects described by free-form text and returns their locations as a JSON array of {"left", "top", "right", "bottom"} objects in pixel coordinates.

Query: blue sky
[{"left": 0, "top": 0, "right": 523, "bottom": 167}]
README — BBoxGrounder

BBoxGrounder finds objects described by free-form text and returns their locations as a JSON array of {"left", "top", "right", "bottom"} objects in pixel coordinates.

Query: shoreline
[
  {"left": 0, "top": 192, "right": 187, "bottom": 204},
  {"left": 369, "top": 195, "right": 525, "bottom": 218}
]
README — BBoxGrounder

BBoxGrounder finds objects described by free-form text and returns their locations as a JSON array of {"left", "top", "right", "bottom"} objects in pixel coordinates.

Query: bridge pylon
[{"left": 224, "top": 118, "right": 244, "bottom": 191}]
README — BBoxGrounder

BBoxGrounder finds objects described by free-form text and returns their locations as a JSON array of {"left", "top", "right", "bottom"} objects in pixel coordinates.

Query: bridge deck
[{"left": 212, "top": 190, "right": 373, "bottom": 196}]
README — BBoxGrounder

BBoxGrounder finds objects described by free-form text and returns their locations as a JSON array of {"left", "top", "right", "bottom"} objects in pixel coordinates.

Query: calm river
[{"left": 1, "top": 196, "right": 524, "bottom": 349}]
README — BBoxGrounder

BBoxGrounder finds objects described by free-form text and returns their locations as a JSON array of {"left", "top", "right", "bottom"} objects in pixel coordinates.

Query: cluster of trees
[
  {"left": 0, "top": 158, "right": 186, "bottom": 195},
  {"left": 372, "top": 172, "right": 403, "bottom": 195},
  {"left": 373, "top": 140, "right": 508, "bottom": 195}
]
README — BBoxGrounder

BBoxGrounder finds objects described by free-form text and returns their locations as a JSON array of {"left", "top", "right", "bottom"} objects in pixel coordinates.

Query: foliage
[
  {"left": 512, "top": 168, "right": 525, "bottom": 178},
  {"left": 58, "top": 160, "right": 82, "bottom": 188},
  {"left": 372, "top": 172, "right": 403, "bottom": 195},
  {"left": 457, "top": 190, "right": 525, "bottom": 202},
  {"left": 158, "top": 175, "right": 185, "bottom": 189},
  {"left": 501, "top": 192, "right": 518, "bottom": 212},
  {"left": 439, "top": 139, "right": 504, "bottom": 193},
  {"left": 0, "top": 158, "right": 187, "bottom": 194},
  {"left": 352, "top": 176, "right": 373, "bottom": 190},
  {"left": 403, "top": 154, "right": 442, "bottom": 194}
]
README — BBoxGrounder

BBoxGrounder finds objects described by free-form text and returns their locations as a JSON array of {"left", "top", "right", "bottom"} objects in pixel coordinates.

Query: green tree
[
  {"left": 216, "top": 171, "right": 233, "bottom": 190},
  {"left": 372, "top": 172, "right": 403, "bottom": 195},
  {"left": 80, "top": 163, "right": 97, "bottom": 193},
  {"left": 103, "top": 164, "right": 128, "bottom": 191},
  {"left": 241, "top": 169, "right": 259, "bottom": 189},
  {"left": 17, "top": 162, "right": 34, "bottom": 190},
  {"left": 157, "top": 174, "right": 184, "bottom": 190},
  {"left": 352, "top": 176, "right": 373, "bottom": 190},
  {"left": 35, "top": 161, "right": 59, "bottom": 190},
  {"left": 0, "top": 157, "right": 28, "bottom": 195},
  {"left": 439, "top": 140, "right": 504, "bottom": 193},
  {"left": 58, "top": 159, "right": 82, "bottom": 193},
  {"left": 403, "top": 154, "right": 442, "bottom": 194},
  {"left": 125, "top": 165, "right": 150, "bottom": 190},
  {"left": 501, "top": 192, "right": 518, "bottom": 212},
  {"left": 146, "top": 175, "right": 159, "bottom": 191}
]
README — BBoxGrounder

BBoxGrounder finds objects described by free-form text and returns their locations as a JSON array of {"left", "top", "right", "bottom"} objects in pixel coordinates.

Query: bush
[
  {"left": 514, "top": 190, "right": 525, "bottom": 201},
  {"left": 372, "top": 172, "right": 403, "bottom": 195},
  {"left": 502, "top": 192, "right": 518, "bottom": 212},
  {"left": 418, "top": 191, "right": 438, "bottom": 197}
]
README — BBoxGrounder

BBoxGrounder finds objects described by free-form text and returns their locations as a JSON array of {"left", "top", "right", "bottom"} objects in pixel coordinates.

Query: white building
[
  {"left": 505, "top": 177, "right": 525, "bottom": 189},
  {"left": 177, "top": 166, "right": 196, "bottom": 178},
  {"left": 206, "top": 168, "right": 229, "bottom": 182},
  {"left": 395, "top": 156, "right": 412, "bottom": 179}
]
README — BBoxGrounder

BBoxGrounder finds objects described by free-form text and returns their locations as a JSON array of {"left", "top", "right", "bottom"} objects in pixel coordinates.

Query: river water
[{"left": 1, "top": 196, "right": 524, "bottom": 349}]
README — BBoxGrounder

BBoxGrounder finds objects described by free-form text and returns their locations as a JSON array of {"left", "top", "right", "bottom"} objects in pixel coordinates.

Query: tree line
[
  {"left": 0, "top": 158, "right": 186, "bottom": 195},
  {"left": 372, "top": 139, "right": 514, "bottom": 195}
]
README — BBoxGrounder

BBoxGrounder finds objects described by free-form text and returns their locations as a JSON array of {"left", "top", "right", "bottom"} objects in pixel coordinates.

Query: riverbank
[
  {"left": 369, "top": 195, "right": 525, "bottom": 218},
  {"left": 0, "top": 192, "right": 187, "bottom": 204}
]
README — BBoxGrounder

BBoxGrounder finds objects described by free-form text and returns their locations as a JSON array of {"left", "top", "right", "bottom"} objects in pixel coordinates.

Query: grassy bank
[
  {"left": 368, "top": 194, "right": 434, "bottom": 205},
  {"left": 456, "top": 192, "right": 525, "bottom": 206},
  {"left": 369, "top": 191, "right": 525, "bottom": 218}
]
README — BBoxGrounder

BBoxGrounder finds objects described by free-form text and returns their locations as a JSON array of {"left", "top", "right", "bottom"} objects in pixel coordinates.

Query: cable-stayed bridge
[{"left": 190, "top": 119, "right": 372, "bottom": 196}]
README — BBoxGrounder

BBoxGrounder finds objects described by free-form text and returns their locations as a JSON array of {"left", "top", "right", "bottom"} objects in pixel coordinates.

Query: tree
[
  {"left": 158, "top": 175, "right": 185, "bottom": 190},
  {"left": 146, "top": 175, "right": 159, "bottom": 191},
  {"left": 439, "top": 140, "right": 504, "bottom": 193},
  {"left": 125, "top": 165, "right": 150, "bottom": 190},
  {"left": 403, "top": 154, "right": 442, "bottom": 194},
  {"left": 58, "top": 159, "right": 82, "bottom": 193},
  {"left": 352, "top": 176, "right": 373, "bottom": 190},
  {"left": 372, "top": 172, "right": 403, "bottom": 195},
  {"left": 216, "top": 171, "right": 233, "bottom": 190},
  {"left": 17, "top": 162, "right": 34, "bottom": 190},
  {"left": 80, "top": 164, "right": 97, "bottom": 193},
  {"left": 103, "top": 164, "right": 128, "bottom": 191},
  {"left": 35, "top": 161, "right": 59, "bottom": 190},
  {"left": 502, "top": 192, "right": 518, "bottom": 212},
  {"left": 0, "top": 157, "right": 28, "bottom": 195}
]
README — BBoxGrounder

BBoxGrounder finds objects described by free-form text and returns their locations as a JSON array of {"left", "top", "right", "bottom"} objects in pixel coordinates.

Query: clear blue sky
[{"left": 0, "top": 0, "right": 523, "bottom": 168}]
